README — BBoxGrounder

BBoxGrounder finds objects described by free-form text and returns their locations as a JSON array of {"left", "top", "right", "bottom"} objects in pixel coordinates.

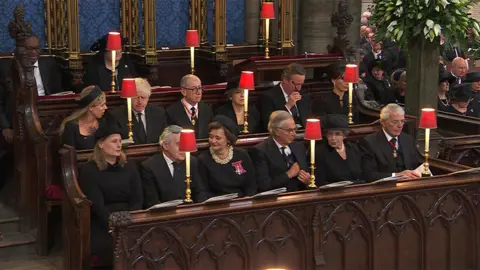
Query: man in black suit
[
  {"left": 139, "top": 125, "right": 209, "bottom": 207},
  {"left": 258, "top": 63, "right": 311, "bottom": 131},
  {"left": 166, "top": 74, "right": 213, "bottom": 139},
  {"left": 251, "top": 110, "right": 310, "bottom": 192},
  {"left": 448, "top": 57, "right": 468, "bottom": 86},
  {"left": 111, "top": 78, "right": 166, "bottom": 144},
  {"left": 362, "top": 42, "right": 394, "bottom": 76},
  {"left": 360, "top": 104, "right": 422, "bottom": 182}
]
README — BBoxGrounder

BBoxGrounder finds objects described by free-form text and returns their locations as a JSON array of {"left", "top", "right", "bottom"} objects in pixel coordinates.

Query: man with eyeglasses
[
  {"left": 258, "top": 63, "right": 312, "bottom": 131},
  {"left": 166, "top": 74, "right": 213, "bottom": 139},
  {"left": 251, "top": 110, "right": 310, "bottom": 192},
  {"left": 360, "top": 104, "right": 422, "bottom": 181}
]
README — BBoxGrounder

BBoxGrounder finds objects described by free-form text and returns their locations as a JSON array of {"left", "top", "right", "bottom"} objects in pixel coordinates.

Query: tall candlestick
[
  {"left": 310, "top": 140, "right": 315, "bottom": 163},
  {"left": 265, "top": 19, "right": 270, "bottom": 59},
  {"left": 423, "top": 128, "right": 431, "bottom": 177},
  {"left": 190, "top": 47, "right": 195, "bottom": 74},
  {"left": 425, "top": 128, "right": 430, "bottom": 152},
  {"left": 185, "top": 152, "right": 191, "bottom": 177},
  {"left": 242, "top": 89, "right": 250, "bottom": 134},
  {"left": 111, "top": 50, "right": 116, "bottom": 93},
  {"left": 308, "top": 139, "right": 316, "bottom": 188},
  {"left": 348, "top": 83, "right": 354, "bottom": 124},
  {"left": 127, "top": 98, "right": 133, "bottom": 141},
  {"left": 348, "top": 83, "right": 353, "bottom": 104},
  {"left": 184, "top": 151, "right": 192, "bottom": 203},
  {"left": 244, "top": 89, "right": 249, "bottom": 113}
]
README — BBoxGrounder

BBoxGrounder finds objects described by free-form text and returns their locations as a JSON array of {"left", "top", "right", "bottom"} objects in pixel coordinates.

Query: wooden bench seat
[{"left": 437, "top": 135, "right": 480, "bottom": 167}]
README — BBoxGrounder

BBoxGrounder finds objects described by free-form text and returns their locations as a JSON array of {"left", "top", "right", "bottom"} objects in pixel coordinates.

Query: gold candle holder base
[
  {"left": 264, "top": 19, "right": 270, "bottom": 59},
  {"left": 184, "top": 175, "right": 193, "bottom": 203},
  {"left": 307, "top": 162, "right": 317, "bottom": 189},
  {"left": 241, "top": 111, "right": 249, "bottom": 134},
  {"left": 127, "top": 121, "right": 133, "bottom": 141},
  {"left": 422, "top": 151, "right": 431, "bottom": 177},
  {"left": 348, "top": 111, "right": 354, "bottom": 125}
]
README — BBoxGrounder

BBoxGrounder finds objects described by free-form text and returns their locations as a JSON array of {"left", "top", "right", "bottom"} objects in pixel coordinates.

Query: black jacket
[
  {"left": 166, "top": 100, "right": 213, "bottom": 139},
  {"left": 215, "top": 102, "right": 260, "bottom": 134},
  {"left": 84, "top": 56, "right": 136, "bottom": 91},
  {"left": 37, "top": 57, "right": 63, "bottom": 95}
]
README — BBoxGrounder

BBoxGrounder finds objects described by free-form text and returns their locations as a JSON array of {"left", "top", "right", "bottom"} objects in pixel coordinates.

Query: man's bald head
[{"left": 452, "top": 57, "right": 467, "bottom": 78}]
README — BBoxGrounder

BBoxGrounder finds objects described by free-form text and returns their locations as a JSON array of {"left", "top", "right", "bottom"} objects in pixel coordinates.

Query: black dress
[
  {"left": 62, "top": 121, "right": 97, "bottom": 150},
  {"left": 83, "top": 57, "right": 137, "bottom": 91},
  {"left": 78, "top": 161, "right": 143, "bottom": 263},
  {"left": 315, "top": 91, "right": 358, "bottom": 121},
  {"left": 198, "top": 148, "right": 257, "bottom": 197},
  {"left": 215, "top": 102, "right": 260, "bottom": 134},
  {"left": 446, "top": 104, "right": 477, "bottom": 117},
  {"left": 315, "top": 141, "right": 364, "bottom": 185},
  {"left": 437, "top": 98, "right": 449, "bottom": 112}
]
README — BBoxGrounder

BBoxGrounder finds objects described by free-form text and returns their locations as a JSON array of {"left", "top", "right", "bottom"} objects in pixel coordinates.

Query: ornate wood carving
[
  {"left": 121, "top": 0, "right": 139, "bottom": 52},
  {"left": 328, "top": 0, "right": 355, "bottom": 60},
  {"left": 277, "top": 0, "right": 294, "bottom": 54},
  {"left": 143, "top": 0, "right": 157, "bottom": 64}
]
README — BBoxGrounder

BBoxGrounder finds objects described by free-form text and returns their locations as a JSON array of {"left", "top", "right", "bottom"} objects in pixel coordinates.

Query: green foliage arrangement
[{"left": 370, "top": 0, "right": 480, "bottom": 49}]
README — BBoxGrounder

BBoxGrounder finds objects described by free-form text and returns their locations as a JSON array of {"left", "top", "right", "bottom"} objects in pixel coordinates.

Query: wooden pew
[
  {"left": 437, "top": 135, "right": 480, "bottom": 167},
  {"left": 60, "top": 123, "right": 471, "bottom": 270}
]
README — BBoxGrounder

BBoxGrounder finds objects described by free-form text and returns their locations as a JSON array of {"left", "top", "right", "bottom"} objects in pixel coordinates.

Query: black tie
[
  {"left": 136, "top": 112, "right": 147, "bottom": 143},
  {"left": 172, "top": 161, "right": 180, "bottom": 178},
  {"left": 290, "top": 105, "right": 299, "bottom": 119},
  {"left": 389, "top": 138, "right": 397, "bottom": 149},
  {"left": 190, "top": 107, "right": 198, "bottom": 126}
]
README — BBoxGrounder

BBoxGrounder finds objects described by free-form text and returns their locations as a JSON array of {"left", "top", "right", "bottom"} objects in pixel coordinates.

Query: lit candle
[
  {"left": 425, "top": 128, "right": 430, "bottom": 152},
  {"left": 310, "top": 140, "right": 315, "bottom": 164},
  {"left": 185, "top": 152, "right": 191, "bottom": 177},
  {"left": 190, "top": 47, "right": 195, "bottom": 72},
  {"left": 244, "top": 89, "right": 249, "bottom": 113},
  {"left": 127, "top": 98, "right": 132, "bottom": 122},
  {"left": 348, "top": 83, "right": 353, "bottom": 104}
]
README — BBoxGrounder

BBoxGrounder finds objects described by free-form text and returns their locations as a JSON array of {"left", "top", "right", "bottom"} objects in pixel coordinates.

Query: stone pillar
[
  {"left": 244, "top": 0, "right": 260, "bottom": 44},
  {"left": 298, "top": 0, "right": 335, "bottom": 54}
]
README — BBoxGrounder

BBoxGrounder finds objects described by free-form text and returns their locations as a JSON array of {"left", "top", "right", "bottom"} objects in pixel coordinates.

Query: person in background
[
  {"left": 84, "top": 34, "right": 137, "bottom": 91},
  {"left": 258, "top": 63, "right": 312, "bottom": 131},
  {"left": 465, "top": 71, "right": 480, "bottom": 113},
  {"left": 111, "top": 78, "right": 167, "bottom": 144},
  {"left": 166, "top": 74, "right": 213, "bottom": 139},
  {"left": 360, "top": 104, "right": 422, "bottom": 181},
  {"left": 446, "top": 83, "right": 476, "bottom": 117},
  {"left": 390, "top": 69, "right": 406, "bottom": 104},
  {"left": 315, "top": 115, "right": 365, "bottom": 185},
  {"left": 78, "top": 124, "right": 143, "bottom": 265},
  {"left": 448, "top": 57, "right": 468, "bottom": 87},
  {"left": 59, "top": 86, "right": 108, "bottom": 150},
  {"left": 251, "top": 110, "right": 310, "bottom": 192},
  {"left": 140, "top": 125, "right": 207, "bottom": 207},
  {"left": 198, "top": 115, "right": 257, "bottom": 197},
  {"left": 437, "top": 71, "right": 451, "bottom": 112},
  {"left": 364, "top": 59, "right": 396, "bottom": 106},
  {"left": 215, "top": 76, "right": 260, "bottom": 134}
]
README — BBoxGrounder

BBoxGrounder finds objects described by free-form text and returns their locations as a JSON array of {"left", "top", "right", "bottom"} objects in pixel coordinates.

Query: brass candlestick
[
  {"left": 308, "top": 140, "right": 317, "bottom": 188},
  {"left": 265, "top": 18, "right": 270, "bottom": 59},
  {"left": 242, "top": 89, "right": 249, "bottom": 134},
  {"left": 184, "top": 152, "right": 193, "bottom": 203},
  {"left": 127, "top": 98, "right": 133, "bottom": 141},
  {"left": 348, "top": 83, "right": 354, "bottom": 124},
  {"left": 111, "top": 50, "right": 116, "bottom": 93},
  {"left": 190, "top": 47, "right": 195, "bottom": 74},
  {"left": 422, "top": 128, "right": 431, "bottom": 177}
]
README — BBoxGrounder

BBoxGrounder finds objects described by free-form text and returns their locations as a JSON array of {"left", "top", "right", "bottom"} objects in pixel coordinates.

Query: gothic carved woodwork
[
  {"left": 66, "top": 0, "right": 80, "bottom": 60},
  {"left": 143, "top": 0, "right": 157, "bottom": 64},
  {"left": 190, "top": 0, "right": 208, "bottom": 44},
  {"left": 121, "top": 0, "right": 139, "bottom": 52},
  {"left": 277, "top": 0, "right": 294, "bottom": 52},
  {"left": 437, "top": 137, "right": 480, "bottom": 167},
  {"left": 328, "top": 0, "right": 355, "bottom": 59}
]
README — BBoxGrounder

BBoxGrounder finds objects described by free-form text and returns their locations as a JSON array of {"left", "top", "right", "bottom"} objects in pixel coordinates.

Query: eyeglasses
[
  {"left": 278, "top": 127, "right": 298, "bottom": 134},
  {"left": 184, "top": 86, "right": 204, "bottom": 94},
  {"left": 390, "top": 119, "right": 406, "bottom": 126},
  {"left": 291, "top": 81, "right": 303, "bottom": 90}
]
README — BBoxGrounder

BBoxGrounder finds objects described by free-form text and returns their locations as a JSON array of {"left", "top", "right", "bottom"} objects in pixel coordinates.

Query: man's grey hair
[
  {"left": 281, "top": 63, "right": 306, "bottom": 80},
  {"left": 380, "top": 103, "right": 405, "bottom": 121},
  {"left": 268, "top": 110, "right": 293, "bottom": 134},
  {"left": 180, "top": 74, "right": 200, "bottom": 88},
  {"left": 159, "top": 125, "right": 182, "bottom": 145}
]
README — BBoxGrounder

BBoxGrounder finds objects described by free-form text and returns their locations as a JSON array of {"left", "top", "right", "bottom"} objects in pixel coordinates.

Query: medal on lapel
[
  {"left": 393, "top": 149, "right": 397, "bottom": 158},
  {"left": 232, "top": 161, "right": 246, "bottom": 175},
  {"left": 191, "top": 119, "right": 196, "bottom": 126}
]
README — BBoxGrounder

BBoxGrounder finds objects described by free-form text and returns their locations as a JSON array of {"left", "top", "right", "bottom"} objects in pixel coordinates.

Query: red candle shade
[
  {"left": 261, "top": 2, "right": 275, "bottom": 19},
  {"left": 120, "top": 78, "right": 137, "bottom": 98},
  {"left": 179, "top": 129, "right": 197, "bottom": 152},
  {"left": 304, "top": 119, "right": 322, "bottom": 140},
  {"left": 106, "top": 32, "right": 122, "bottom": 51},
  {"left": 419, "top": 108, "right": 437, "bottom": 129},
  {"left": 343, "top": 64, "right": 359, "bottom": 83},
  {"left": 185, "top": 30, "right": 200, "bottom": 47},
  {"left": 239, "top": 71, "right": 255, "bottom": 90}
]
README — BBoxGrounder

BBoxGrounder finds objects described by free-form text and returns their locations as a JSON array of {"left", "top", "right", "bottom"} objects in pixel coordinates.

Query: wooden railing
[{"left": 437, "top": 135, "right": 480, "bottom": 167}]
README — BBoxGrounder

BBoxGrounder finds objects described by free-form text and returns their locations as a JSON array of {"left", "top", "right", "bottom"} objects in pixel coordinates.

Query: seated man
[
  {"left": 166, "top": 74, "right": 213, "bottom": 139},
  {"left": 258, "top": 63, "right": 311, "bottom": 131},
  {"left": 448, "top": 57, "right": 467, "bottom": 86},
  {"left": 251, "top": 110, "right": 310, "bottom": 192},
  {"left": 360, "top": 104, "right": 422, "bottom": 181},
  {"left": 111, "top": 78, "right": 166, "bottom": 144},
  {"left": 139, "top": 125, "right": 208, "bottom": 207}
]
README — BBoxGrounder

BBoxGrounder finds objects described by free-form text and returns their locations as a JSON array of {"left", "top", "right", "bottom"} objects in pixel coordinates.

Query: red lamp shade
[
  {"left": 106, "top": 32, "right": 122, "bottom": 51},
  {"left": 343, "top": 64, "right": 359, "bottom": 83},
  {"left": 419, "top": 108, "right": 437, "bottom": 129},
  {"left": 304, "top": 119, "right": 322, "bottom": 140},
  {"left": 179, "top": 129, "right": 197, "bottom": 152},
  {"left": 185, "top": 30, "right": 200, "bottom": 47},
  {"left": 239, "top": 71, "right": 255, "bottom": 90},
  {"left": 261, "top": 2, "right": 275, "bottom": 19},
  {"left": 120, "top": 78, "right": 137, "bottom": 98}
]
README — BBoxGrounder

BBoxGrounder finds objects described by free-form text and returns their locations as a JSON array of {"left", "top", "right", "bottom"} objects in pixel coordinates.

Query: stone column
[
  {"left": 244, "top": 0, "right": 260, "bottom": 44},
  {"left": 298, "top": 0, "right": 335, "bottom": 54}
]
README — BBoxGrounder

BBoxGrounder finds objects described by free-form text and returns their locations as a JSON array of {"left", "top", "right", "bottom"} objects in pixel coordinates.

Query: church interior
[{"left": 1, "top": 0, "right": 480, "bottom": 269}]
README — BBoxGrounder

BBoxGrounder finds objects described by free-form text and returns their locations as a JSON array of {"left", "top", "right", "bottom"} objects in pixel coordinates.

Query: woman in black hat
[
  {"left": 391, "top": 69, "right": 406, "bottom": 104},
  {"left": 215, "top": 76, "right": 260, "bottom": 133},
  {"left": 465, "top": 71, "right": 480, "bottom": 113},
  {"left": 437, "top": 71, "right": 450, "bottom": 112},
  {"left": 84, "top": 34, "right": 137, "bottom": 91},
  {"left": 198, "top": 115, "right": 257, "bottom": 197},
  {"left": 78, "top": 124, "right": 143, "bottom": 265},
  {"left": 364, "top": 59, "right": 396, "bottom": 106},
  {"left": 315, "top": 114, "right": 365, "bottom": 185},
  {"left": 446, "top": 83, "right": 476, "bottom": 116},
  {"left": 59, "top": 85, "right": 109, "bottom": 150}
]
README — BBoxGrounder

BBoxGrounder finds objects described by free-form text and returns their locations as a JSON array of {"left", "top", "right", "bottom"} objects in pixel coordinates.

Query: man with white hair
[
  {"left": 449, "top": 57, "right": 468, "bottom": 86},
  {"left": 360, "top": 104, "right": 422, "bottom": 181},
  {"left": 111, "top": 78, "right": 167, "bottom": 144},
  {"left": 139, "top": 125, "right": 208, "bottom": 207},
  {"left": 251, "top": 110, "right": 310, "bottom": 192}
]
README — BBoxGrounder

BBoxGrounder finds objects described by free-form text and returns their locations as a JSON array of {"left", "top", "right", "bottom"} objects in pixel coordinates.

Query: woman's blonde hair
[
  {"left": 90, "top": 138, "right": 127, "bottom": 170},
  {"left": 58, "top": 86, "right": 106, "bottom": 135}
]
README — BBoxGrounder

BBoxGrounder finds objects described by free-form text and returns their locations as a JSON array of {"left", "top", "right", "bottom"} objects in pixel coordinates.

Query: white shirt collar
[
  {"left": 279, "top": 83, "right": 289, "bottom": 101},
  {"left": 182, "top": 98, "right": 198, "bottom": 110},
  {"left": 382, "top": 128, "right": 397, "bottom": 142},
  {"left": 272, "top": 137, "right": 291, "bottom": 154},
  {"left": 163, "top": 153, "right": 174, "bottom": 166},
  {"left": 33, "top": 61, "right": 39, "bottom": 67},
  {"left": 133, "top": 109, "right": 145, "bottom": 115}
]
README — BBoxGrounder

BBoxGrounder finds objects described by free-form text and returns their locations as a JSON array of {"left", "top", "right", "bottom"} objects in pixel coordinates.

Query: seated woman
[
  {"left": 446, "top": 83, "right": 477, "bottom": 116},
  {"left": 84, "top": 34, "right": 137, "bottom": 91},
  {"left": 59, "top": 85, "right": 108, "bottom": 150},
  {"left": 315, "top": 63, "right": 357, "bottom": 120},
  {"left": 315, "top": 114, "right": 365, "bottom": 185},
  {"left": 198, "top": 115, "right": 257, "bottom": 197},
  {"left": 215, "top": 76, "right": 260, "bottom": 133},
  {"left": 364, "top": 59, "right": 396, "bottom": 106},
  {"left": 78, "top": 124, "right": 143, "bottom": 265},
  {"left": 391, "top": 69, "right": 406, "bottom": 104},
  {"left": 437, "top": 71, "right": 450, "bottom": 112}
]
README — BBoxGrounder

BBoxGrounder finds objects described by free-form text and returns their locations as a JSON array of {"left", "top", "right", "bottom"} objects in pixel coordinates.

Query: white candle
[
  {"left": 185, "top": 152, "right": 191, "bottom": 177},
  {"left": 266, "top": 19, "right": 270, "bottom": 40},
  {"left": 244, "top": 89, "right": 249, "bottom": 113},
  {"left": 425, "top": 128, "right": 430, "bottom": 152},
  {"left": 310, "top": 140, "right": 315, "bottom": 164},
  {"left": 127, "top": 98, "right": 132, "bottom": 122},
  {"left": 111, "top": 50, "right": 116, "bottom": 78},
  {"left": 348, "top": 83, "right": 353, "bottom": 104},
  {"left": 190, "top": 47, "right": 195, "bottom": 72}
]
